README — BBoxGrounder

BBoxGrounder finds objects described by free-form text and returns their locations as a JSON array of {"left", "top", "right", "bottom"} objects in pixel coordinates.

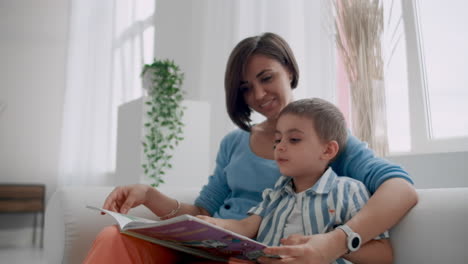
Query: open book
[{"left": 87, "top": 206, "right": 278, "bottom": 262}]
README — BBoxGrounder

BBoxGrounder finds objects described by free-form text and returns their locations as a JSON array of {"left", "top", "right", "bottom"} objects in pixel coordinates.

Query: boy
[{"left": 198, "top": 98, "right": 392, "bottom": 264}]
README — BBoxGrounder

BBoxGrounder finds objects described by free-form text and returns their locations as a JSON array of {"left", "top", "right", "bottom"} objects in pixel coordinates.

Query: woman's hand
[
  {"left": 196, "top": 215, "right": 228, "bottom": 229},
  {"left": 258, "top": 232, "right": 345, "bottom": 264},
  {"left": 102, "top": 184, "right": 152, "bottom": 214}
]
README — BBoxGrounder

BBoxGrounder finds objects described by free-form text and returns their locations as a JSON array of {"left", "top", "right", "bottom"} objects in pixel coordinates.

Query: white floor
[{"left": 0, "top": 247, "right": 44, "bottom": 264}]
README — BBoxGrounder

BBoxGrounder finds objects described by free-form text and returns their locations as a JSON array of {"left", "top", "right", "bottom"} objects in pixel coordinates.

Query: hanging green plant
[{"left": 141, "top": 59, "right": 185, "bottom": 187}]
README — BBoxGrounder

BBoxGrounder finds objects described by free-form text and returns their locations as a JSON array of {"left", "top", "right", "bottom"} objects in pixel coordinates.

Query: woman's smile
[
  {"left": 260, "top": 98, "right": 275, "bottom": 108},
  {"left": 259, "top": 98, "right": 277, "bottom": 112}
]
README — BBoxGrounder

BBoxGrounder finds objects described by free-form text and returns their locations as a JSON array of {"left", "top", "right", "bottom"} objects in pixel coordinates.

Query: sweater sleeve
[
  {"left": 194, "top": 131, "right": 235, "bottom": 216},
  {"left": 346, "top": 180, "right": 389, "bottom": 239},
  {"left": 330, "top": 133, "right": 414, "bottom": 194}
]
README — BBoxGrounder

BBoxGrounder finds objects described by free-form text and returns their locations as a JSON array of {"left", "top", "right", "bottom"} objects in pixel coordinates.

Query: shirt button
[{"left": 224, "top": 204, "right": 231, "bottom": 209}]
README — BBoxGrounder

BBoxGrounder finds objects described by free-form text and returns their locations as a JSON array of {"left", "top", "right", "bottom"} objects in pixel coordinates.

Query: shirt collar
[
  {"left": 279, "top": 167, "right": 338, "bottom": 195},
  {"left": 275, "top": 176, "right": 294, "bottom": 195},
  {"left": 308, "top": 167, "right": 337, "bottom": 194}
]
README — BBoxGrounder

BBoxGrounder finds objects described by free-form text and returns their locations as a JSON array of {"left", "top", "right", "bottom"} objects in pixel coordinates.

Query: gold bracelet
[{"left": 160, "top": 199, "right": 181, "bottom": 220}]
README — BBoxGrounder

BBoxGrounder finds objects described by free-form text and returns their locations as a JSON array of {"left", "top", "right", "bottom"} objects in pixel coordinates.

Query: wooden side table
[{"left": 0, "top": 184, "right": 45, "bottom": 247}]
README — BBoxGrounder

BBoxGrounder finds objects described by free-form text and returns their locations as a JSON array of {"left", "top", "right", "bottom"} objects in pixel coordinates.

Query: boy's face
[{"left": 274, "top": 113, "right": 329, "bottom": 178}]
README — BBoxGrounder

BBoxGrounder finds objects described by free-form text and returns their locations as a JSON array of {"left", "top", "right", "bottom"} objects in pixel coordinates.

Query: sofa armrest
[
  {"left": 390, "top": 188, "right": 468, "bottom": 264},
  {"left": 44, "top": 186, "right": 200, "bottom": 264}
]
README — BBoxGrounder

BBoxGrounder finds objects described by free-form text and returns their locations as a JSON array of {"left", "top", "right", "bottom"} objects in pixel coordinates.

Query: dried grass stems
[
  {"left": 334, "top": 0, "right": 384, "bottom": 82},
  {"left": 333, "top": 0, "right": 390, "bottom": 156}
]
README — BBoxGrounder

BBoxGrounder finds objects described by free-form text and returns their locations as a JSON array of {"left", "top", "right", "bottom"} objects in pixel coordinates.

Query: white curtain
[
  {"left": 59, "top": 0, "right": 127, "bottom": 186},
  {"left": 170, "top": 0, "right": 336, "bottom": 165},
  {"left": 59, "top": 0, "right": 336, "bottom": 185}
]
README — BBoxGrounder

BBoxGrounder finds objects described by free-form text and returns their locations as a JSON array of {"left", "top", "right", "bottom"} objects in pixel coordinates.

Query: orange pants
[{"left": 83, "top": 225, "right": 253, "bottom": 264}]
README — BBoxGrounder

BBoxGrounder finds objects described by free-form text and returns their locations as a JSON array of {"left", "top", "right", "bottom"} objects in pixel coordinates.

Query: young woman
[{"left": 84, "top": 32, "right": 417, "bottom": 264}]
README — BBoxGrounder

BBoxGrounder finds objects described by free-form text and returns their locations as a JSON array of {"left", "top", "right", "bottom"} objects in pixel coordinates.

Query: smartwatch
[{"left": 336, "top": 224, "right": 361, "bottom": 253}]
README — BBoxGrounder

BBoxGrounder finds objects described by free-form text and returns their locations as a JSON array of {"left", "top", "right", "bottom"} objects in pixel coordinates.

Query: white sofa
[{"left": 44, "top": 186, "right": 468, "bottom": 264}]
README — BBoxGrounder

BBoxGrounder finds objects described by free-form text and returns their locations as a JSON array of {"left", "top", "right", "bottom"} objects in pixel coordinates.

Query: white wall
[
  {"left": 154, "top": 0, "right": 236, "bottom": 171},
  {"left": 388, "top": 151, "right": 468, "bottom": 189},
  {"left": 0, "top": 0, "right": 69, "bottom": 246},
  {"left": 0, "top": 0, "right": 69, "bottom": 197}
]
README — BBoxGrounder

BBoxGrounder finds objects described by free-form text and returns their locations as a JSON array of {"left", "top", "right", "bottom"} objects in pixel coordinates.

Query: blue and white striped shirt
[{"left": 248, "top": 167, "right": 389, "bottom": 264}]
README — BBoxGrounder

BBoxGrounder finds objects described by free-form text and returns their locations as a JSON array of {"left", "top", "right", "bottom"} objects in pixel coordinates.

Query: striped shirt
[{"left": 248, "top": 167, "right": 389, "bottom": 264}]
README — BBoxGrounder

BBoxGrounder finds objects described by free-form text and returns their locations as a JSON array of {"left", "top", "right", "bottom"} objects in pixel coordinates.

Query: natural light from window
[
  {"left": 113, "top": 0, "right": 155, "bottom": 102},
  {"left": 385, "top": 0, "right": 468, "bottom": 154},
  {"left": 384, "top": 0, "right": 411, "bottom": 153},
  {"left": 418, "top": 0, "right": 468, "bottom": 139}
]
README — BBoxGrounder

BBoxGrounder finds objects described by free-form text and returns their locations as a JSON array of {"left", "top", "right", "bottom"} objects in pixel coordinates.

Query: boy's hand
[{"left": 258, "top": 233, "right": 336, "bottom": 264}]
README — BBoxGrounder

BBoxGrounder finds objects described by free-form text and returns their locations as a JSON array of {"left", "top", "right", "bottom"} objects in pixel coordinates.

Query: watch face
[{"left": 351, "top": 236, "right": 361, "bottom": 249}]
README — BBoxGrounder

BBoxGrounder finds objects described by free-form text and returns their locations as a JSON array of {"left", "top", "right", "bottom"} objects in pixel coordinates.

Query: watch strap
[{"left": 336, "top": 224, "right": 361, "bottom": 253}]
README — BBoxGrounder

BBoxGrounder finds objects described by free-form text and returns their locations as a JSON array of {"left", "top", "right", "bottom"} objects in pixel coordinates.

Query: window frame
[
  {"left": 111, "top": 0, "right": 156, "bottom": 102},
  {"left": 400, "top": 0, "right": 468, "bottom": 155}
]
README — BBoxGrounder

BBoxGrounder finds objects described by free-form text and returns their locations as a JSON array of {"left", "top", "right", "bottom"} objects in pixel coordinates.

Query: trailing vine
[{"left": 141, "top": 59, "right": 185, "bottom": 187}]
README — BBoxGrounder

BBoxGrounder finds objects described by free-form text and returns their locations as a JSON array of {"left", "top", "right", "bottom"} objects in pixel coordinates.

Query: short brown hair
[
  {"left": 225, "top": 32, "right": 299, "bottom": 131},
  {"left": 279, "top": 98, "right": 348, "bottom": 158}
]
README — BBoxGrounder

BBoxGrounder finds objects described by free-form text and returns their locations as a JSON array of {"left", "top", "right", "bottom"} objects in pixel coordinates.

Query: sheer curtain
[
  {"left": 231, "top": 0, "right": 336, "bottom": 102},
  {"left": 187, "top": 0, "right": 336, "bottom": 164},
  {"left": 58, "top": 0, "right": 336, "bottom": 185},
  {"left": 58, "top": 0, "right": 154, "bottom": 186},
  {"left": 58, "top": 0, "right": 115, "bottom": 186}
]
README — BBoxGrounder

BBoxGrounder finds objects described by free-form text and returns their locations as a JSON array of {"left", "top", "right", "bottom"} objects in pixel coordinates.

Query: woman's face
[{"left": 240, "top": 54, "right": 294, "bottom": 121}]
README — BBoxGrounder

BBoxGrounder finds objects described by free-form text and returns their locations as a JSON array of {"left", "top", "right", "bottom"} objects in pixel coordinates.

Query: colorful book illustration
[{"left": 86, "top": 206, "right": 279, "bottom": 262}]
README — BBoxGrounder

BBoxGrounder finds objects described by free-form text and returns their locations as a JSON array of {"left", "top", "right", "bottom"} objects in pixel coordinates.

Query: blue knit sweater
[{"left": 195, "top": 129, "right": 412, "bottom": 220}]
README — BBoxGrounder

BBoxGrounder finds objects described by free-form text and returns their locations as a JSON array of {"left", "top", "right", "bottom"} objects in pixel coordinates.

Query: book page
[{"left": 86, "top": 205, "right": 158, "bottom": 229}]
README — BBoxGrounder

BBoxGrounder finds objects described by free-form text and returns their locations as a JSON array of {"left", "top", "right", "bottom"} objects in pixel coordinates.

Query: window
[
  {"left": 112, "top": 0, "right": 155, "bottom": 102},
  {"left": 387, "top": 0, "right": 468, "bottom": 154},
  {"left": 417, "top": 0, "right": 468, "bottom": 139}
]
